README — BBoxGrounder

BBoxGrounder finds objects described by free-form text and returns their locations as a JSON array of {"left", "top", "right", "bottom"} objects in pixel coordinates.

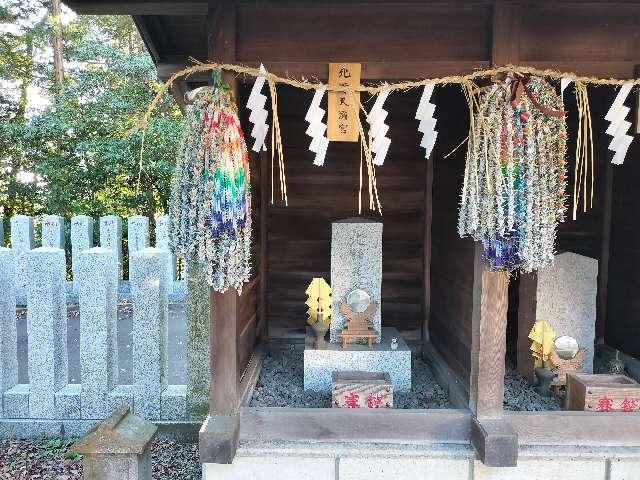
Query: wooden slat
[{"left": 516, "top": 272, "right": 537, "bottom": 381}]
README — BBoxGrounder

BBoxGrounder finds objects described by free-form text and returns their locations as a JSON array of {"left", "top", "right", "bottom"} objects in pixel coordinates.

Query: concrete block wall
[
  {"left": 0, "top": 214, "right": 202, "bottom": 438},
  {"left": 203, "top": 444, "right": 640, "bottom": 480}
]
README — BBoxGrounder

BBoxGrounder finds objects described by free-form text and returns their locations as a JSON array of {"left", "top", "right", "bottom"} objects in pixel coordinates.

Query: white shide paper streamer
[
  {"left": 605, "top": 83, "right": 634, "bottom": 165},
  {"left": 304, "top": 87, "right": 329, "bottom": 166},
  {"left": 366, "top": 88, "right": 391, "bottom": 166},
  {"left": 246, "top": 63, "right": 269, "bottom": 153},
  {"left": 415, "top": 84, "right": 438, "bottom": 158}
]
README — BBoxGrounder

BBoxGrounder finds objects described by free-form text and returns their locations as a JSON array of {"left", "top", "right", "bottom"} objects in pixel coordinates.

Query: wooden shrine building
[{"left": 66, "top": 0, "right": 640, "bottom": 477}]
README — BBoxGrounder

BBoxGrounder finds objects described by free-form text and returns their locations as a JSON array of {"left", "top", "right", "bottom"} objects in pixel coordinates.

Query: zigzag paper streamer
[
  {"left": 304, "top": 87, "right": 329, "bottom": 166},
  {"left": 246, "top": 63, "right": 269, "bottom": 152},
  {"left": 605, "top": 83, "right": 634, "bottom": 165},
  {"left": 415, "top": 84, "right": 438, "bottom": 158},
  {"left": 560, "top": 78, "right": 572, "bottom": 103},
  {"left": 367, "top": 88, "right": 391, "bottom": 166}
]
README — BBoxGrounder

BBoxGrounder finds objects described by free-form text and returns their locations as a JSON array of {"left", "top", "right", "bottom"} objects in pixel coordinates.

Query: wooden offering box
[
  {"left": 566, "top": 373, "right": 640, "bottom": 412},
  {"left": 332, "top": 371, "right": 393, "bottom": 409}
]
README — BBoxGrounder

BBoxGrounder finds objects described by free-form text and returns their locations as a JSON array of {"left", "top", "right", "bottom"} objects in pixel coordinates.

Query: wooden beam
[
  {"left": 516, "top": 272, "right": 537, "bottom": 381},
  {"left": 421, "top": 152, "right": 434, "bottom": 351},
  {"left": 596, "top": 160, "right": 613, "bottom": 342},
  {"left": 469, "top": 247, "right": 510, "bottom": 419},
  {"left": 210, "top": 289, "right": 239, "bottom": 415},
  {"left": 65, "top": 1, "right": 208, "bottom": 15},
  {"left": 491, "top": 0, "right": 521, "bottom": 66},
  {"left": 132, "top": 16, "right": 161, "bottom": 63}
]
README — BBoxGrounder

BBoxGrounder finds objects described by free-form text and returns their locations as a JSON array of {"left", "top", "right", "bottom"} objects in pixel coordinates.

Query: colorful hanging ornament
[
  {"left": 169, "top": 86, "right": 252, "bottom": 293},
  {"left": 458, "top": 74, "right": 567, "bottom": 272}
]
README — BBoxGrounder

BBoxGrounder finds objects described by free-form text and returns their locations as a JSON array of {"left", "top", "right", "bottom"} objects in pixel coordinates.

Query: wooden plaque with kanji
[{"left": 327, "top": 63, "right": 361, "bottom": 142}]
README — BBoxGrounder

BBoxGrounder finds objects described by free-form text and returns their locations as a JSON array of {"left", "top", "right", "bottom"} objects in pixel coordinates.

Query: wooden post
[
  {"left": 259, "top": 149, "right": 269, "bottom": 342},
  {"left": 516, "top": 272, "right": 537, "bottom": 381},
  {"left": 200, "top": 0, "right": 241, "bottom": 465},
  {"left": 421, "top": 153, "right": 434, "bottom": 353},
  {"left": 467, "top": 1, "right": 521, "bottom": 467}
]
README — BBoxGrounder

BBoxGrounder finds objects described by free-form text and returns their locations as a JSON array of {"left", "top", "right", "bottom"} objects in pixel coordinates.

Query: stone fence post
[
  {"left": 155, "top": 215, "right": 176, "bottom": 290},
  {"left": 128, "top": 215, "right": 150, "bottom": 256},
  {"left": 100, "top": 215, "right": 123, "bottom": 280},
  {"left": 130, "top": 248, "right": 168, "bottom": 419},
  {"left": 41, "top": 215, "right": 65, "bottom": 249},
  {"left": 0, "top": 248, "right": 18, "bottom": 417},
  {"left": 27, "top": 247, "right": 68, "bottom": 418},
  {"left": 10, "top": 215, "right": 33, "bottom": 304},
  {"left": 79, "top": 247, "right": 119, "bottom": 418},
  {"left": 71, "top": 215, "right": 94, "bottom": 294}
]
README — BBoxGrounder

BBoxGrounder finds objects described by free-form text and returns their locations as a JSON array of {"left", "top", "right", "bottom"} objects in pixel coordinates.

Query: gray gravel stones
[
  {"left": 503, "top": 365, "right": 562, "bottom": 411},
  {"left": 250, "top": 350, "right": 450, "bottom": 409}
]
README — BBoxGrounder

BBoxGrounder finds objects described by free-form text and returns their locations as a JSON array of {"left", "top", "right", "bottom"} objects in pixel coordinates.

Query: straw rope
[{"left": 135, "top": 61, "right": 639, "bottom": 132}]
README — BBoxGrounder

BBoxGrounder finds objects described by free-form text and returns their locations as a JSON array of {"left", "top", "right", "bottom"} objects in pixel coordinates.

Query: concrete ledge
[
  {"left": 471, "top": 417, "right": 518, "bottom": 467},
  {"left": 199, "top": 415, "right": 240, "bottom": 464}
]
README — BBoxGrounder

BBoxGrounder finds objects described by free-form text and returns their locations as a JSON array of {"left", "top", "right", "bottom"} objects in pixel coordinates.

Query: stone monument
[
  {"left": 304, "top": 218, "right": 411, "bottom": 392},
  {"left": 536, "top": 252, "right": 598, "bottom": 372}
]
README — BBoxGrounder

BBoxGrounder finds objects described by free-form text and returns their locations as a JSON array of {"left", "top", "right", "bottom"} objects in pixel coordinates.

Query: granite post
[
  {"left": 186, "top": 260, "right": 210, "bottom": 418},
  {"left": 27, "top": 247, "right": 68, "bottom": 418},
  {"left": 130, "top": 248, "right": 168, "bottom": 419},
  {"left": 0, "top": 216, "right": 4, "bottom": 246},
  {"left": 154, "top": 215, "right": 176, "bottom": 290},
  {"left": 41, "top": 215, "right": 65, "bottom": 249},
  {"left": 0, "top": 248, "right": 18, "bottom": 416},
  {"left": 79, "top": 247, "right": 119, "bottom": 418},
  {"left": 100, "top": 215, "right": 123, "bottom": 279},
  {"left": 329, "top": 218, "right": 383, "bottom": 343},
  {"left": 128, "top": 215, "right": 150, "bottom": 255},
  {"left": 10, "top": 215, "right": 34, "bottom": 304},
  {"left": 536, "top": 252, "right": 598, "bottom": 372},
  {"left": 71, "top": 215, "right": 94, "bottom": 294}
]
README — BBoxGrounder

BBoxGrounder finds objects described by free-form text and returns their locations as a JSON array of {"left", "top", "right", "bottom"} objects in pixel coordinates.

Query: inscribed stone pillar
[
  {"left": 27, "top": 247, "right": 68, "bottom": 418},
  {"left": 155, "top": 215, "right": 176, "bottom": 289},
  {"left": 100, "top": 215, "right": 123, "bottom": 279},
  {"left": 130, "top": 248, "right": 168, "bottom": 419},
  {"left": 329, "top": 218, "right": 383, "bottom": 343},
  {"left": 41, "top": 215, "right": 65, "bottom": 249},
  {"left": 185, "top": 260, "right": 210, "bottom": 418},
  {"left": 71, "top": 215, "right": 94, "bottom": 294},
  {"left": 128, "top": 215, "right": 150, "bottom": 255},
  {"left": 0, "top": 217, "right": 4, "bottom": 246},
  {"left": 10, "top": 215, "right": 34, "bottom": 304},
  {"left": 0, "top": 248, "right": 18, "bottom": 415},
  {"left": 536, "top": 252, "right": 598, "bottom": 372},
  {"left": 79, "top": 247, "right": 118, "bottom": 418}
]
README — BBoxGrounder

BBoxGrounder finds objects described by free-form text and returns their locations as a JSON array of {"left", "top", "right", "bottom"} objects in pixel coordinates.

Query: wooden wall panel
[
  {"left": 520, "top": 3, "right": 640, "bottom": 64},
  {"left": 236, "top": 4, "right": 492, "bottom": 63},
  {"left": 429, "top": 84, "right": 475, "bottom": 393},
  {"left": 265, "top": 86, "right": 425, "bottom": 342}
]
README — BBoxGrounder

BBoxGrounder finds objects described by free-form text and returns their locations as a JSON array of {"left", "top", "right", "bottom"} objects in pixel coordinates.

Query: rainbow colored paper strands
[
  {"left": 458, "top": 75, "right": 567, "bottom": 273},
  {"left": 169, "top": 87, "right": 252, "bottom": 293}
]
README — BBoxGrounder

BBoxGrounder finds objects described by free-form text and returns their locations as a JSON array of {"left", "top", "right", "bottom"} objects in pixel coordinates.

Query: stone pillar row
[
  {"left": 0, "top": 244, "right": 189, "bottom": 421},
  {"left": 0, "top": 214, "right": 179, "bottom": 297}
]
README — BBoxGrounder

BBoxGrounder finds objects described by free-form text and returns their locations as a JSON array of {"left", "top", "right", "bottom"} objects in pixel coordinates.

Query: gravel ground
[
  {"left": 503, "top": 365, "right": 562, "bottom": 411},
  {"left": 249, "top": 350, "right": 451, "bottom": 409},
  {"left": 0, "top": 439, "right": 200, "bottom": 480}
]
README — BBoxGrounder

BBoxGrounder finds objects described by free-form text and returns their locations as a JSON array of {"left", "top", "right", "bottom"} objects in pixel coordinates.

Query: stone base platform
[{"left": 304, "top": 327, "right": 411, "bottom": 392}]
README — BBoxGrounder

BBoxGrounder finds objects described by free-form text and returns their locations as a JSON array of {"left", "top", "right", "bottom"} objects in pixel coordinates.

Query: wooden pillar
[
  {"left": 200, "top": 0, "right": 241, "bottom": 465},
  {"left": 259, "top": 150, "right": 269, "bottom": 342},
  {"left": 467, "top": 0, "right": 521, "bottom": 467},
  {"left": 421, "top": 153, "right": 434, "bottom": 352}
]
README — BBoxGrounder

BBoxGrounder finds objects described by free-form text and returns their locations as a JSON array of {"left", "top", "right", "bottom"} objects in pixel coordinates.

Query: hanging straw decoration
[
  {"left": 168, "top": 86, "right": 252, "bottom": 293},
  {"left": 266, "top": 78, "right": 288, "bottom": 206},
  {"left": 458, "top": 74, "right": 568, "bottom": 272},
  {"left": 572, "top": 81, "right": 595, "bottom": 219}
]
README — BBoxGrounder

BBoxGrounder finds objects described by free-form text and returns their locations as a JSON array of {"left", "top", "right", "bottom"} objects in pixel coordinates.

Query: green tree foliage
[{"left": 1, "top": 4, "right": 182, "bottom": 225}]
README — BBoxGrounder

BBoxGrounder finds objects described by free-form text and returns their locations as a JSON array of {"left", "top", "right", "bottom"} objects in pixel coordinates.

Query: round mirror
[
  {"left": 554, "top": 335, "right": 579, "bottom": 360},
  {"left": 346, "top": 289, "right": 371, "bottom": 313}
]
